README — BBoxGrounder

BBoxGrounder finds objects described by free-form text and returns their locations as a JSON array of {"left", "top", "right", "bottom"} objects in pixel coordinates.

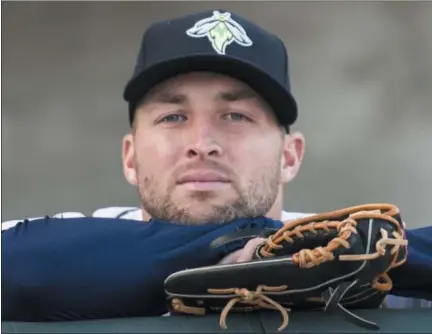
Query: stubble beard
[{"left": 135, "top": 159, "right": 281, "bottom": 226}]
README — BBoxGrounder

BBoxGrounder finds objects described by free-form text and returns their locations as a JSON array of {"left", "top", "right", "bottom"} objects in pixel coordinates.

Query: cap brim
[{"left": 123, "top": 54, "right": 297, "bottom": 126}]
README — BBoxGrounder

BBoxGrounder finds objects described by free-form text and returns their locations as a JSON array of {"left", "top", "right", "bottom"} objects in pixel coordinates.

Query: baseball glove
[{"left": 164, "top": 204, "right": 408, "bottom": 331}]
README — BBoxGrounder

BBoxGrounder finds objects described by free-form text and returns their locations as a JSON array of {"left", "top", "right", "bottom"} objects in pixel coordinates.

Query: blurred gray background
[{"left": 2, "top": 1, "right": 431, "bottom": 227}]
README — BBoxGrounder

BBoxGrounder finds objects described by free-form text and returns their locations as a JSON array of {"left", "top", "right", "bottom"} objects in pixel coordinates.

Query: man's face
[{"left": 122, "top": 72, "right": 303, "bottom": 225}]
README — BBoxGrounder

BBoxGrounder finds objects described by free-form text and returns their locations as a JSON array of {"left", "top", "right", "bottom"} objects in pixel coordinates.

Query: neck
[{"left": 266, "top": 188, "right": 284, "bottom": 220}]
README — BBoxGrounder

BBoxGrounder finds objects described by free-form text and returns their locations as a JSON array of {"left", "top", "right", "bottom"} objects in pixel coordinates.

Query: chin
[
  {"left": 184, "top": 191, "right": 235, "bottom": 205},
  {"left": 181, "top": 210, "right": 228, "bottom": 225},
  {"left": 181, "top": 198, "right": 222, "bottom": 210}
]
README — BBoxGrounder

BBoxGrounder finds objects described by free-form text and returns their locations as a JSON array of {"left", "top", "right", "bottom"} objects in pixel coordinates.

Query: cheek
[
  {"left": 134, "top": 136, "right": 181, "bottom": 175},
  {"left": 231, "top": 136, "right": 279, "bottom": 163},
  {"left": 229, "top": 137, "right": 282, "bottom": 176}
]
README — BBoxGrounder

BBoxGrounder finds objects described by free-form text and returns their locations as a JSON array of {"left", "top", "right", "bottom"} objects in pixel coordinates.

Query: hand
[{"left": 218, "top": 237, "right": 266, "bottom": 264}]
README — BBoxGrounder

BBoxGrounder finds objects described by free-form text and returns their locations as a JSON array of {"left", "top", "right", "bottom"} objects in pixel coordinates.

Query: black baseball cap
[{"left": 123, "top": 9, "right": 298, "bottom": 128}]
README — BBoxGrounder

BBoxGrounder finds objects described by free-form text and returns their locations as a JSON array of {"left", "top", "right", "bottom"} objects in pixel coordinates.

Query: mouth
[
  {"left": 176, "top": 171, "right": 231, "bottom": 190},
  {"left": 178, "top": 181, "right": 231, "bottom": 191},
  {"left": 177, "top": 171, "right": 230, "bottom": 184}
]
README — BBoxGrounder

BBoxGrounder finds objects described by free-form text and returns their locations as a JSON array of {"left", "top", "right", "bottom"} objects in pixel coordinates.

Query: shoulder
[
  {"left": 2, "top": 208, "right": 314, "bottom": 232},
  {"left": 1, "top": 206, "right": 142, "bottom": 231},
  {"left": 281, "top": 210, "right": 314, "bottom": 221}
]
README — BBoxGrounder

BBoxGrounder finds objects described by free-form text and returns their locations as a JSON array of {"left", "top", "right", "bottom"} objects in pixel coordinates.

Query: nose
[{"left": 184, "top": 123, "right": 223, "bottom": 159}]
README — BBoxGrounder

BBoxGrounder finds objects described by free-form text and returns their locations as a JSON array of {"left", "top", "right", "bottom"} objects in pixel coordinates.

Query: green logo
[{"left": 186, "top": 11, "right": 253, "bottom": 55}]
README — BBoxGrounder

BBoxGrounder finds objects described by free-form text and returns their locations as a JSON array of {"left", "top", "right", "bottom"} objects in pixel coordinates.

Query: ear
[
  {"left": 122, "top": 133, "right": 138, "bottom": 186},
  {"left": 280, "top": 131, "right": 305, "bottom": 184}
]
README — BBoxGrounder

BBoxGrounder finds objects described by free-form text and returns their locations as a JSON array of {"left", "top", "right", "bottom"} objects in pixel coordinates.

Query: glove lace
[
  {"left": 208, "top": 285, "right": 290, "bottom": 331},
  {"left": 340, "top": 228, "right": 408, "bottom": 291},
  {"left": 261, "top": 217, "right": 407, "bottom": 278},
  {"left": 262, "top": 218, "right": 358, "bottom": 268}
]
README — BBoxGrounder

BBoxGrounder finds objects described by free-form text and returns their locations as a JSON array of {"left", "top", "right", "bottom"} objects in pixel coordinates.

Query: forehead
[{"left": 143, "top": 71, "right": 263, "bottom": 101}]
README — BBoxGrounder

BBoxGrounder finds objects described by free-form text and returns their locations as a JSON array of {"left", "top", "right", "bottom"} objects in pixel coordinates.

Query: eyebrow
[
  {"left": 144, "top": 88, "right": 262, "bottom": 105},
  {"left": 218, "top": 89, "right": 272, "bottom": 114},
  {"left": 216, "top": 89, "right": 260, "bottom": 102},
  {"left": 146, "top": 92, "right": 187, "bottom": 104}
]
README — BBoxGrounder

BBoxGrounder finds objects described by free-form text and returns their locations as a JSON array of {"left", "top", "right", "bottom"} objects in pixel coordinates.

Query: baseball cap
[{"left": 123, "top": 9, "right": 298, "bottom": 128}]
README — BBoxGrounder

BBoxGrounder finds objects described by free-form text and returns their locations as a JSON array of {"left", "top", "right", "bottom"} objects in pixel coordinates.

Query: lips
[{"left": 176, "top": 171, "right": 231, "bottom": 184}]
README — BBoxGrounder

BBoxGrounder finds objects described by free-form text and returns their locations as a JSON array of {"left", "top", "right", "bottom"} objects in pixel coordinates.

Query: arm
[
  {"left": 2, "top": 216, "right": 279, "bottom": 321},
  {"left": 390, "top": 226, "right": 432, "bottom": 301}
]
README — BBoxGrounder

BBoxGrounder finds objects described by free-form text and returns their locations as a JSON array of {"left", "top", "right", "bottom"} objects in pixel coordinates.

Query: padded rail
[{"left": 2, "top": 309, "right": 431, "bottom": 333}]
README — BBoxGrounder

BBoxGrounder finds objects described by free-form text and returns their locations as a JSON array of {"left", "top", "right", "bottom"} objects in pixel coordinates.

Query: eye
[
  {"left": 160, "top": 114, "right": 187, "bottom": 123},
  {"left": 223, "top": 112, "right": 251, "bottom": 122}
]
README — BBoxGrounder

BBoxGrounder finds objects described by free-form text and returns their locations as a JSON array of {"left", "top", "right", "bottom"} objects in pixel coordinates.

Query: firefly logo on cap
[{"left": 186, "top": 11, "right": 253, "bottom": 55}]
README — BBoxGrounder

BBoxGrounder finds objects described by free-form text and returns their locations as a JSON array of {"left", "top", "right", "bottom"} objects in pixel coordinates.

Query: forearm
[
  {"left": 1, "top": 217, "right": 237, "bottom": 320},
  {"left": 390, "top": 226, "right": 432, "bottom": 300}
]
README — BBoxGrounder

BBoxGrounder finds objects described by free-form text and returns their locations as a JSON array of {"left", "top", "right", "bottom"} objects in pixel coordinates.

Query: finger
[
  {"left": 236, "top": 237, "right": 266, "bottom": 262},
  {"left": 218, "top": 249, "right": 242, "bottom": 264}
]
